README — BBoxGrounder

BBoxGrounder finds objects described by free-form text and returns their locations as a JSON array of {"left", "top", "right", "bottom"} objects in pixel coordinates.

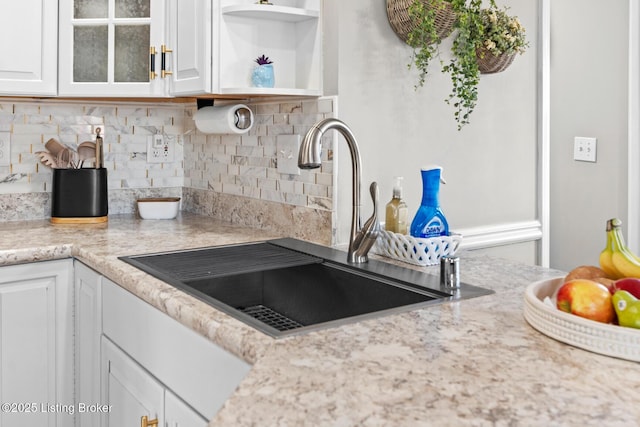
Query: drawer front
[{"left": 102, "top": 279, "right": 250, "bottom": 419}]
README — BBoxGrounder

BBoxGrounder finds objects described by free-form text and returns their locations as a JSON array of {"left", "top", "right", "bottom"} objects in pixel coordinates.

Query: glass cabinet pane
[
  {"left": 74, "top": 26, "right": 108, "bottom": 82},
  {"left": 74, "top": 0, "right": 108, "bottom": 19},
  {"left": 114, "top": 25, "right": 150, "bottom": 82},
  {"left": 115, "top": 0, "right": 150, "bottom": 18}
]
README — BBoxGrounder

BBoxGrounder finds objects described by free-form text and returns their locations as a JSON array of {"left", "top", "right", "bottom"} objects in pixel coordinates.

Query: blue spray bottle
[{"left": 410, "top": 165, "right": 449, "bottom": 238}]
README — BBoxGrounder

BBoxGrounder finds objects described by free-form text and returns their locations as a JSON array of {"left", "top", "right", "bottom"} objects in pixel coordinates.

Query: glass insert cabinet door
[{"left": 59, "top": 0, "right": 167, "bottom": 96}]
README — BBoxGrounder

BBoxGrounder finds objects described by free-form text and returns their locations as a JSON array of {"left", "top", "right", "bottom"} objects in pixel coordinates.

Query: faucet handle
[
  {"left": 367, "top": 181, "right": 380, "bottom": 236},
  {"left": 350, "top": 182, "right": 381, "bottom": 263},
  {"left": 369, "top": 181, "right": 379, "bottom": 215}
]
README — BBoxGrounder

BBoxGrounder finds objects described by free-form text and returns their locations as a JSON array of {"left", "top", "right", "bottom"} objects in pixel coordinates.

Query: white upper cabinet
[
  {"left": 58, "top": 0, "right": 167, "bottom": 97},
  {"left": 166, "top": 0, "right": 212, "bottom": 95},
  {"left": 0, "top": 0, "right": 58, "bottom": 96},
  {"left": 169, "top": 0, "right": 323, "bottom": 97},
  {"left": 1, "top": 0, "right": 322, "bottom": 98}
]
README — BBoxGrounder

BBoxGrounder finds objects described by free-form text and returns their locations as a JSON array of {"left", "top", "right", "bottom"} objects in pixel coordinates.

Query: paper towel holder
[
  {"left": 193, "top": 101, "right": 254, "bottom": 134},
  {"left": 197, "top": 98, "right": 214, "bottom": 109},
  {"left": 197, "top": 99, "right": 252, "bottom": 131}
]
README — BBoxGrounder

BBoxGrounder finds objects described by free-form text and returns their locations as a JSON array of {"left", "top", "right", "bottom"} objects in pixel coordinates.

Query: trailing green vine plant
[
  {"left": 405, "top": 0, "right": 527, "bottom": 130},
  {"left": 442, "top": 0, "right": 483, "bottom": 130},
  {"left": 406, "top": 0, "right": 454, "bottom": 89}
]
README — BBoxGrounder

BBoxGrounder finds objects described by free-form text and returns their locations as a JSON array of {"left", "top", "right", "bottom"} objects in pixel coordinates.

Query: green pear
[{"left": 612, "top": 290, "right": 640, "bottom": 329}]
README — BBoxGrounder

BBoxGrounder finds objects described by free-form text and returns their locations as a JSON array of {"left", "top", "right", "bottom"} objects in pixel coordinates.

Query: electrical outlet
[
  {"left": 147, "top": 134, "right": 174, "bottom": 163},
  {"left": 574, "top": 137, "right": 597, "bottom": 162},
  {"left": 276, "top": 134, "right": 301, "bottom": 175},
  {"left": 0, "top": 132, "right": 10, "bottom": 166}
]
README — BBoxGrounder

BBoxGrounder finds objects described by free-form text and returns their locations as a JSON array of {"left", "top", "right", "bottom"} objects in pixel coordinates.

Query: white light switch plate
[
  {"left": 0, "top": 132, "right": 10, "bottom": 166},
  {"left": 277, "top": 135, "right": 301, "bottom": 175},
  {"left": 574, "top": 136, "right": 597, "bottom": 162}
]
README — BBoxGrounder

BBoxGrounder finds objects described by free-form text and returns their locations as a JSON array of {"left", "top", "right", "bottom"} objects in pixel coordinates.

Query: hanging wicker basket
[
  {"left": 386, "top": 0, "right": 457, "bottom": 44},
  {"left": 476, "top": 47, "right": 516, "bottom": 74}
]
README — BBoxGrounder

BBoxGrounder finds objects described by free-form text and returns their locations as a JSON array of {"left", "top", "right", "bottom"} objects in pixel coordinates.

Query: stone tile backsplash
[
  {"left": 0, "top": 97, "right": 336, "bottom": 230},
  {"left": 0, "top": 100, "right": 186, "bottom": 194},
  {"left": 184, "top": 97, "right": 335, "bottom": 212}
]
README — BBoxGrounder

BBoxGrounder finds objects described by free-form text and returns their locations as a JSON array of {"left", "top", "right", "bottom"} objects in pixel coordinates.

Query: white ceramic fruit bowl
[
  {"left": 524, "top": 277, "right": 640, "bottom": 362},
  {"left": 137, "top": 197, "right": 180, "bottom": 220}
]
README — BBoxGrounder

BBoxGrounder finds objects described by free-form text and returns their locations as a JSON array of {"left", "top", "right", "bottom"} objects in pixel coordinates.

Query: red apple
[
  {"left": 611, "top": 277, "right": 640, "bottom": 299},
  {"left": 556, "top": 279, "right": 615, "bottom": 323}
]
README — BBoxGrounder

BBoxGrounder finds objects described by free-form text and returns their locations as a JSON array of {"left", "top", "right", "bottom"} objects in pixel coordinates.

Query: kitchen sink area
[{"left": 120, "top": 238, "right": 493, "bottom": 337}]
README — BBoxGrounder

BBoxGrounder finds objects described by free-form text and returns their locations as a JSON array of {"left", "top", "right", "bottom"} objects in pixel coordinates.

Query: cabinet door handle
[
  {"left": 149, "top": 46, "right": 157, "bottom": 80},
  {"left": 141, "top": 415, "right": 159, "bottom": 427},
  {"left": 161, "top": 44, "right": 173, "bottom": 78}
]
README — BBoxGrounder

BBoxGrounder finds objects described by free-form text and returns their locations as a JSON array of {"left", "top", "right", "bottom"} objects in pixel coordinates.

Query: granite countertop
[{"left": 1, "top": 213, "right": 639, "bottom": 426}]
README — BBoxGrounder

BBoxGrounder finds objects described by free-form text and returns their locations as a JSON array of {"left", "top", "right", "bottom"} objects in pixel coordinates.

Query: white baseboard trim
[{"left": 455, "top": 220, "right": 543, "bottom": 250}]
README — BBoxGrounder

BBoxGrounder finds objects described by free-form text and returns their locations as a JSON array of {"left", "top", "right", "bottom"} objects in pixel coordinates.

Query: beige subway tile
[
  {"left": 285, "top": 192, "right": 307, "bottom": 206},
  {"left": 279, "top": 102, "right": 302, "bottom": 114},
  {"left": 222, "top": 182, "right": 243, "bottom": 196},
  {"left": 254, "top": 103, "right": 279, "bottom": 115},
  {"left": 261, "top": 188, "right": 285, "bottom": 203},
  {"left": 13, "top": 123, "right": 58, "bottom": 134}
]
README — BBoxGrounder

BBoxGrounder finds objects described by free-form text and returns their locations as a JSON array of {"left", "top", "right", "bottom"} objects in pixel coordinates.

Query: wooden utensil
[
  {"left": 95, "top": 128, "right": 103, "bottom": 169},
  {"left": 35, "top": 151, "right": 58, "bottom": 168},
  {"left": 44, "top": 138, "right": 66, "bottom": 157},
  {"left": 77, "top": 141, "right": 96, "bottom": 168}
]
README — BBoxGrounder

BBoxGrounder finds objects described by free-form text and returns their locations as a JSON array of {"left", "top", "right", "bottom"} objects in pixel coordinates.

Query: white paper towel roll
[{"left": 193, "top": 105, "right": 254, "bottom": 134}]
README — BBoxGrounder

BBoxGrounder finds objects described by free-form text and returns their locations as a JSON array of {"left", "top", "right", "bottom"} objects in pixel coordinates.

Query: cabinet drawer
[{"left": 102, "top": 279, "right": 250, "bottom": 420}]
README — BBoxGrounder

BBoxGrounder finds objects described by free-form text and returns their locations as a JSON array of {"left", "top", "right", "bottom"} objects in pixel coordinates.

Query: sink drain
[{"left": 239, "top": 305, "right": 303, "bottom": 332}]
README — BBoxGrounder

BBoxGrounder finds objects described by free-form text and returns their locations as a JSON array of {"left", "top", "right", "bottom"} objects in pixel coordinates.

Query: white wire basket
[{"left": 374, "top": 230, "right": 463, "bottom": 266}]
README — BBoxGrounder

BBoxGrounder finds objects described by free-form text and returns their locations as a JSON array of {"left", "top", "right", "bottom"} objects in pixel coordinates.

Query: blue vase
[{"left": 252, "top": 64, "right": 275, "bottom": 88}]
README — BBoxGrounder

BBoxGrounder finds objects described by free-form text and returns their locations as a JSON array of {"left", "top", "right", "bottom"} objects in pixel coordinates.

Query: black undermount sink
[{"left": 119, "top": 238, "right": 493, "bottom": 338}]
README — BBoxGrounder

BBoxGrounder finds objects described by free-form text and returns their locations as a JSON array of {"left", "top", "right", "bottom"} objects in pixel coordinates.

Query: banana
[
  {"left": 600, "top": 219, "right": 623, "bottom": 278},
  {"left": 599, "top": 249, "right": 620, "bottom": 278},
  {"left": 607, "top": 218, "right": 640, "bottom": 278},
  {"left": 612, "top": 250, "right": 640, "bottom": 278}
]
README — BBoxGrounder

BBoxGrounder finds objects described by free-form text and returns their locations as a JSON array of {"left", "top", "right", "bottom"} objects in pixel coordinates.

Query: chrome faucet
[{"left": 298, "top": 118, "right": 380, "bottom": 263}]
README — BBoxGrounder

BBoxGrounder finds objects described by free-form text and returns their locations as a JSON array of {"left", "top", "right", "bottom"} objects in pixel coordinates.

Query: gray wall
[
  {"left": 550, "top": 0, "right": 629, "bottom": 271},
  {"left": 324, "top": 0, "right": 540, "bottom": 263}
]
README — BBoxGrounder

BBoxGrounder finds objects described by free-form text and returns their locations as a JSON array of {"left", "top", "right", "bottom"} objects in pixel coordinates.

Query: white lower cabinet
[
  {"left": 75, "top": 266, "right": 250, "bottom": 427},
  {"left": 0, "top": 259, "right": 74, "bottom": 427},
  {"left": 74, "top": 261, "right": 102, "bottom": 427},
  {"left": 0, "top": 259, "right": 248, "bottom": 427},
  {"left": 165, "top": 389, "right": 209, "bottom": 427},
  {"left": 102, "top": 336, "right": 208, "bottom": 427},
  {"left": 101, "top": 336, "right": 167, "bottom": 427}
]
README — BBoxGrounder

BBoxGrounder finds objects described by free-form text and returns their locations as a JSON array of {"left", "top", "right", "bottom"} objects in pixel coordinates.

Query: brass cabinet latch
[
  {"left": 161, "top": 44, "right": 173, "bottom": 78},
  {"left": 149, "top": 46, "right": 157, "bottom": 80},
  {"left": 141, "top": 415, "right": 159, "bottom": 427}
]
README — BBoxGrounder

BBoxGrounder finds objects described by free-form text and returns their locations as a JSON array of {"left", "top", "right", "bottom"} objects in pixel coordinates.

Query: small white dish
[{"left": 137, "top": 197, "right": 180, "bottom": 220}]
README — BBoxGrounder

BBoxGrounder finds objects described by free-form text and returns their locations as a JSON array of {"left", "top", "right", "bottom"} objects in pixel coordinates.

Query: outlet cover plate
[
  {"left": 276, "top": 135, "right": 301, "bottom": 175},
  {"left": 147, "top": 134, "right": 174, "bottom": 163},
  {"left": 574, "top": 136, "right": 597, "bottom": 162}
]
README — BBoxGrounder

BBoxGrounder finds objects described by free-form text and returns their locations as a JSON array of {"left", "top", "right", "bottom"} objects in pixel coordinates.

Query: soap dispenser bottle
[
  {"left": 410, "top": 165, "right": 449, "bottom": 238},
  {"left": 385, "top": 176, "right": 409, "bottom": 234}
]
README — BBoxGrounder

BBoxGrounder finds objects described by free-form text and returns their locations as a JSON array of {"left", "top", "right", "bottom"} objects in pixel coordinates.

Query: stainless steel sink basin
[{"left": 120, "top": 238, "right": 493, "bottom": 338}]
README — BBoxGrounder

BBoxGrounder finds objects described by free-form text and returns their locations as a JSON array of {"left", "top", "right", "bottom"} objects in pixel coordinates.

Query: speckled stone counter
[{"left": 1, "top": 213, "right": 639, "bottom": 427}]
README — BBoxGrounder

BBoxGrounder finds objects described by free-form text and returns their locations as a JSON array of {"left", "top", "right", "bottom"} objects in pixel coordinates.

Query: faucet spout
[{"left": 299, "top": 118, "right": 379, "bottom": 263}]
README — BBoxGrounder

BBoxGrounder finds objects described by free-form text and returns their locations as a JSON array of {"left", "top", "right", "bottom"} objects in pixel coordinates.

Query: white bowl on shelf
[{"left": 137, "top": 197, "right": 180, "bottom": 220}]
